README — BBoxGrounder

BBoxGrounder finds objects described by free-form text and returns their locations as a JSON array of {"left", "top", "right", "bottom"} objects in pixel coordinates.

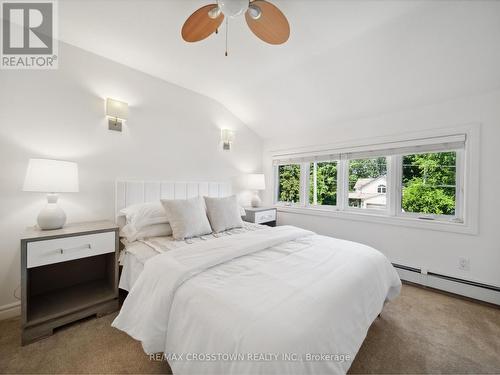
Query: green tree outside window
[
  {"left": 402, "top": 152, "right": 456, "bottom": 215},
  {"left": 309, "top": 162, "right": 337, "bottom": 205},
  {"left": 278, "top": 164, "right": 300, "bottom": 202}
]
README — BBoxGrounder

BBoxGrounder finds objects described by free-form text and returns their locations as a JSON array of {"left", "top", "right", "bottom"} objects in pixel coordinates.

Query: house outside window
[
  {"left": 349, "top": 176, "right": 387, "bottom": 209},
  {"left": 348, "top": 157, "right": 387, "bottom": 210}
]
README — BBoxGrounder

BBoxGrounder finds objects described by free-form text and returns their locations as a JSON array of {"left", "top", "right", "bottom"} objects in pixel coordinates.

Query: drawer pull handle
[{"left": 59, "top": 244, "right": 92, "bottom": 254}]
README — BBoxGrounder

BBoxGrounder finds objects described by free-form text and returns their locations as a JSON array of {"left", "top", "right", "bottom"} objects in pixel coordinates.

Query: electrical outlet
[{"left": 458, "top": 256, "right": 470, "bottom": 271}]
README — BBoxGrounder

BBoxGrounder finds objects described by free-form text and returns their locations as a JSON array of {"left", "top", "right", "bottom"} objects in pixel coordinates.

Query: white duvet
[{"left": 112, "top": 225, "right": 401, "bottom": 374}]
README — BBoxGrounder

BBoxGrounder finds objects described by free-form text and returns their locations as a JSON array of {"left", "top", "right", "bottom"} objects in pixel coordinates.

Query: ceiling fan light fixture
[
  {"left": 208, "top": 6, "right": 222, "bottom": 19},
  {"left": 218, "top": 0, "right": 249, "bottom": 18},
  {"left": 247, "top": 4, "right": 262, "bottom": 20}
]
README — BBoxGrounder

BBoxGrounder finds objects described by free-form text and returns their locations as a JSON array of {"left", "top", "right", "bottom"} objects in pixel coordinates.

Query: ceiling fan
[{"left": 181, "top": 0, "right": 290, "bottom": 55}]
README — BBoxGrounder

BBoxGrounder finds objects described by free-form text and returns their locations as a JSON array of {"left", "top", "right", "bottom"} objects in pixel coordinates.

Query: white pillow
[
  {"left": 119, "top": 202, "right": 168, "bottom": 230},
  {"left": 120, "top": 223, "right": 172, "bottom": 242},
  {"left": 204, "top": 195, "right": 244, "bottom": 233},
  {"left": 161, "top": 197, "right": 212, "bottom": 240}
]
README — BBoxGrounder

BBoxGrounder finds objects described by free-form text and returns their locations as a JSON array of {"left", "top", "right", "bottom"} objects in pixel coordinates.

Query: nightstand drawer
[
  {"left": 27, "top": 232, "right": 115, "bottom": 268},
  {"left": 254, "top": 210, "right": 276, "bottom": 224}
]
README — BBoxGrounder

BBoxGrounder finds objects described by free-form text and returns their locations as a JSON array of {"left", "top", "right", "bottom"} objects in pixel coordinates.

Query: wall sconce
[
  {"left": 106, "top": 98, "right": 129, "bottom": 132},
  {"left": 220, "top": 129, "right": 235, "bottom": 151}
]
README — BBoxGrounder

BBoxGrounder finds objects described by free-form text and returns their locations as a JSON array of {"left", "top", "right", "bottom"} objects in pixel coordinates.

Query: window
[
  {"left": 272, "top": 131, "right": 473, "bottom": 232},
  {"left": 348, "top": 157, "right": 387, "bottom": 210},
  {"left": 401, "top": 151, "right": 457, "bottom": 216},
  {"left": 277, "top": 164, "right": 301, "bottom": 203},
  {"left": 309, "top": 161, "right": 337, "bottom": 206}
]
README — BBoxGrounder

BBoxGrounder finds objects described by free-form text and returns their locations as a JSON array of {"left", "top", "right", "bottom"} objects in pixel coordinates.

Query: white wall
[
  {"left": 0, "top": 42, "right": 263, "bottom": 315},
  {"left": 263, "top": 90, "right": 500, "bottom": 289}
]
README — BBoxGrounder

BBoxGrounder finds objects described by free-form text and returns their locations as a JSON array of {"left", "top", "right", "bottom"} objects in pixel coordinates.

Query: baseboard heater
[{"left": 392, "top": 263, "right": 500, "bottom": 306}]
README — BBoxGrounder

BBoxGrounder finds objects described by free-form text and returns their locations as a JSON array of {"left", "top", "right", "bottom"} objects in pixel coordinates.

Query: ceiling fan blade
[
  {"left": 245, "top": 0, "right": 290, "bottom": 45},
  {"left": 182, "top": 4, "right": 224, "bottom": 43}
]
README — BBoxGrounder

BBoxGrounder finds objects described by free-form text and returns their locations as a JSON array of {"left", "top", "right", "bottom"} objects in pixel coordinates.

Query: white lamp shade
[
  {"left": 23, "top": 159, "right": 79, "bottom": 193},
  {"left": 244, "top": 174, "right": 265, "bottom": 190},
  {"left": 106, "top": 98, "right": 129, "bottom": 120}
]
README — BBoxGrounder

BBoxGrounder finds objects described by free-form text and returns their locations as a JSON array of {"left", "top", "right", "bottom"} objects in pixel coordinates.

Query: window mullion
[
  {"left": 301, "top": 162, "right": 309, "bottom": 207},
  {"left": 313, "top": 162, "right": 318, "bottom": 206},
  {"left": 455, "top": 149, "right": 465, "bottom": 221},
  {"left": 389, "top": 155, "right": 401, "bottom": 217},
  {"left": 273, "top": 165, "right": 279, "bottom": 205},
  {"left": 337, "top": 157, "right": 348, "bottom": 211}
]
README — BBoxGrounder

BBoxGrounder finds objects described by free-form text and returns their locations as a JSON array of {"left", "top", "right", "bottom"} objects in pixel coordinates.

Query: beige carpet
[{"left": 0, "top": 284, "right": 499, "bottom": 374}]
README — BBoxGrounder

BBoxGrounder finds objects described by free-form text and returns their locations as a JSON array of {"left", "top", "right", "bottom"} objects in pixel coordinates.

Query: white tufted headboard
[{"left": 115, "top": 180, "right": 232, "bottom": 223}]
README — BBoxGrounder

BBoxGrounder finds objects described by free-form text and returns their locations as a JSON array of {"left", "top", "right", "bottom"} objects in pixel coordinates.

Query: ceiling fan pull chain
[{"left": 225, "top": 18, "right": 229, "bottom": 57}]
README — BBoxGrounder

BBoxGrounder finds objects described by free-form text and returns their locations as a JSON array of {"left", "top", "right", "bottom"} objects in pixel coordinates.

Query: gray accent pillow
[
  {"left": 204, "top": 195, "right": 244, "bottom": 233},
  {"left": 161, "top": 197, "right": 212, "bottom": 240}
]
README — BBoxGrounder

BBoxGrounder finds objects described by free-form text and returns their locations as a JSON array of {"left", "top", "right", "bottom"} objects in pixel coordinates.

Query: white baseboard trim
[
  {"left": 396, "top": 267, "right": 500, "bottom": 306},
  {"left": 0, "top": 301, "right": 21, "bottom": 320}
]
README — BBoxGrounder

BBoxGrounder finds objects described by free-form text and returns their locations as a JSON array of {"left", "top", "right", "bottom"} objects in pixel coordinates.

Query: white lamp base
[
  {"left": 37, "top": 194, "right": 66, "bottom": 230},
  {"left": 250, "top": 191, "right": 262, "bottom": 208}
]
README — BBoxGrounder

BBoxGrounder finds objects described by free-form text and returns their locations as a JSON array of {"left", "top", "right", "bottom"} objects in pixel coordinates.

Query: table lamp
[
  {"left": 244, "top": 174, "right": 265, "bottom": 208},
  {"left": 23, "top": 158, "right": 79, "bottom": 230}
]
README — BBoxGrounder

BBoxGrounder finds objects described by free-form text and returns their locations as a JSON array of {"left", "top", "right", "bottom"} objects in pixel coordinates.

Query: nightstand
[
  {"left": 243, "top": 207, "right": 277, "bottom": 227},
  {"left": 20, "top": 220, "right": 119, "bottom": 345}
]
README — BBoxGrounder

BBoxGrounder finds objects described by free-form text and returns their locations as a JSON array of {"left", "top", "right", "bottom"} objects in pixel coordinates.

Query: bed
[{"left": 112, "top": 181, "right": 401, "bottom": 375}]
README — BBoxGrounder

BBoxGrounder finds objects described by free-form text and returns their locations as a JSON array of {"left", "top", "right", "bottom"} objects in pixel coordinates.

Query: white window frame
[{"left": 271, "top": 125, "right": 480, "bottom": 235}]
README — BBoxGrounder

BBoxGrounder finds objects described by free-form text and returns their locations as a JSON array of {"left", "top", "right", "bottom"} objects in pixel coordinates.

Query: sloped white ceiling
[{"left": 59, "top": 1, "right": 500, "bottom": 140}]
